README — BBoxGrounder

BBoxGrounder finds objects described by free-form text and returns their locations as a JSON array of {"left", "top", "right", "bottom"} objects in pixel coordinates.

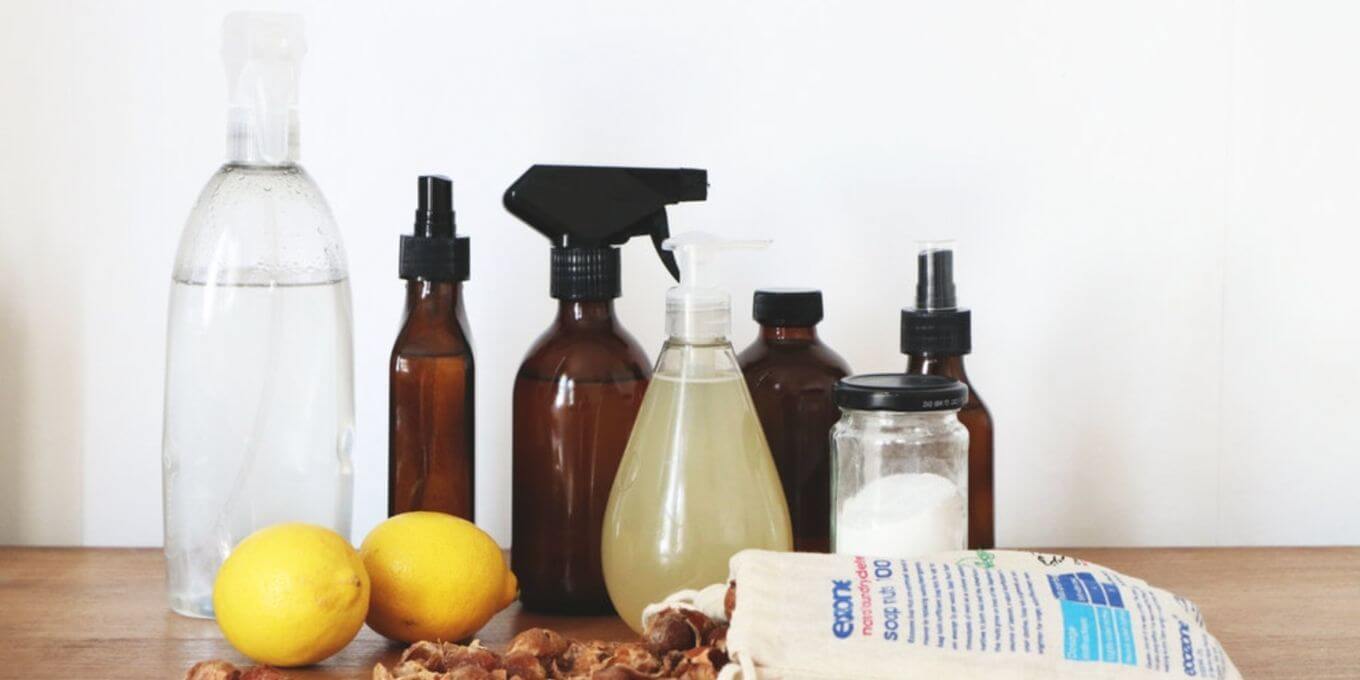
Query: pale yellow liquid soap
[{"left": 602, "top": 340, "right": 793, "bottom": 633}]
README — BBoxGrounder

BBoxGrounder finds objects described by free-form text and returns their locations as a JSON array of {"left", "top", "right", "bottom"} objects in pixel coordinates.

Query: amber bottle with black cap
[
  {"left": 901, "top": 241, "right": 994, "bottom": 549},
  {"left": 389, "top": 175, "right": 475, "bottom": 519},
  {"left": 504, "top": 164, "right": 708, "bottom": 613},
  {"left": 738, "top": 289, "right": 851, "bottom": 553}
]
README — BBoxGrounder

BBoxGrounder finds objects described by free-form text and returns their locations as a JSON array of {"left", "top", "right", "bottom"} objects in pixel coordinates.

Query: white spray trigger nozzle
[
  {"left": 662, "top": 231, "right": 770, "bottom": 291},
  {"left": 661, "top": 231, "right": 771, "bottom": 341}
]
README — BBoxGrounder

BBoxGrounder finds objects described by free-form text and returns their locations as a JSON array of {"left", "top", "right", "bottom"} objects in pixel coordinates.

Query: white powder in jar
[{"left": 835, "top": 472, "right": 966, "bottom": 558}]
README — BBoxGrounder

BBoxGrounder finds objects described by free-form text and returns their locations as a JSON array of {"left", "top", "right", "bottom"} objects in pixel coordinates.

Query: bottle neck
[
  {"left": 226, "top": 109, "right": 300, "bottom": 165},
  {"left": 554, "top": 299, "right": 617, "bottom": 330},
  {"left": 905, "top": 353, "right": 969, "bottom": 382},
  {"left": 405, "top": 279, "right": 463, "bottom": 316},
  {"left": 760, "top": 324, "right": 818, "bottom": 343}
]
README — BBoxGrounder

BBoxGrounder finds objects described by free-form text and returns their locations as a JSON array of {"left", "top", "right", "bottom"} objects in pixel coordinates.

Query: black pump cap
[
  {"left": 753, "top": 288, "right": 824, "bottom": 326},
  {"left": 503, "top": 164, "right": 708, "bottom": 300},
  {"left": 400, "top": 175, "right": 470, "bottom": 281},
  {"left": 833, "top": 373, "right": 969, "bottom": 412},
  {"left": 901, "top": 244, "right": 969, "bottom": 356}
]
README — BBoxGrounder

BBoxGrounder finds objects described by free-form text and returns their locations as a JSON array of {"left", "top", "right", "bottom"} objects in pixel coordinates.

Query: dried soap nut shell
[
  {"left": 676, "top": 609, "right": 717, "bottom": 640},
  {"left": 185, "top": 660, "right": 242, "bottom": 680},
  {"left": 499, "top": 650, "right": 548, "bottom": 680},
  {"left": 608, "top": 642, "right": 662, "bottom": 674},
  {"left": 392, "top": 660, "right": 437, "bottom": 677},
  {"left": 447, "top": 666, "right": 496, "bottom": 680},
  {"left": 400, "top": 640, "right": 448, "bottom": 672},
  {"left": 590, "top": 667, "right": 653, "bottom": 680},
  {"left": 446, "top": 643, "right": 501, "bottom": 671},
  {"left": 642, "top": 609, "right": 698, "bottom": 655},
  {"left": 556, "top": 640, "right": 616, "bottom": 676},
  {"left": 507, "top": 627, "right": 571, "bottom": 661}
]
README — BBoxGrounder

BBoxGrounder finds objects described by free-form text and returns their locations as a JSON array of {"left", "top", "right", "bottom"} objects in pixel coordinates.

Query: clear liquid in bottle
[{"left": 163, "top": 275, "right": 354, "bottom": 617}]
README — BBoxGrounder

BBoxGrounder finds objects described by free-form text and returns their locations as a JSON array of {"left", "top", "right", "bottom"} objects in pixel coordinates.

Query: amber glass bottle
[
  {"left": 512, "top": 297, "right": 650, "bottom": 613},
  {"left": 737, "top": 289, "right": 850, "bottom": 553},
  {"left": 901, "top": 242, "right": 994, "bottom": 549},
  {"left": 389, "top": 176, "right": 475, "bottom": 519},
  {"left": 503, "top": 164, "right": 708, "bottom": 613},
  {"left": 905, "top": 354, "right": 992, "bottom": 549}
]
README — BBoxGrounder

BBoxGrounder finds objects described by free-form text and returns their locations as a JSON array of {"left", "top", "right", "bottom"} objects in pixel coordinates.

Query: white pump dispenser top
[
  {"left": 663, "top": 231, "right": 770, "bottom": 342},
  {"left": 222, "top": 12, "right": 305, "bottom": 165}
]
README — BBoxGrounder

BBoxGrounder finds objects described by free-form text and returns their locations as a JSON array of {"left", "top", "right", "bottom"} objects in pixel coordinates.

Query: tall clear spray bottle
[
  {"left": 161, "top": 13, "right": 354, "bottom": 618},
  {"left": 602, "top": 232, "right": 792, "bottom": 633}
]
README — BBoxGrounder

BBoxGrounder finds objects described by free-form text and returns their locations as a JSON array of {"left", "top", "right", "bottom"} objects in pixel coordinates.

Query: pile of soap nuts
[
  {"left": 185, "top": 607, "right": 730, "bottom": 680},
  {"left": 376, "top": 608, "right": 730, "bottom": 680}
]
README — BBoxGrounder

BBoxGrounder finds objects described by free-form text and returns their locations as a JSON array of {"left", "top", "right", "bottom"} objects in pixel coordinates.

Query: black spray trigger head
[
  {"left": 503, "top": 165, "right": 707, "bottom": 247},
  {"left": 502, "top": 164, "right": 706, "bottom": 298}
]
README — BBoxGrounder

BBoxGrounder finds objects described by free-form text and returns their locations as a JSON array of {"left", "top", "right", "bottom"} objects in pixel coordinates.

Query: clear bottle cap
[
  {"left": 662, "top": 231, "right": 770, "bottom": 342},
  {"left": 222, "top": 12, "right": 305, "bottom": 165}
]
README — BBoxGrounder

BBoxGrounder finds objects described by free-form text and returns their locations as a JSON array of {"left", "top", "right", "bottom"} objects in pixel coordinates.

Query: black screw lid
[
  {"left": 399, "top": 175, "right": 470, "bottom": 282},
  {"left": 551, "top": 247, "right": 621, "bottom": 300},
  {"left": 900, "top": 308, "right": 971, "bottom": 355},
  {"left": 753, "top": 288, "right": 824, "bottom": 326},
  {"left": 833, "top": 373, "right": 968, "bottom": 412}
]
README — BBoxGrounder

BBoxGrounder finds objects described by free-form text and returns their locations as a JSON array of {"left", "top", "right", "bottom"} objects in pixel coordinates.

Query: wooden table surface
[{"left": 0, "top": 547, "right": 1356, "bottom": 679}]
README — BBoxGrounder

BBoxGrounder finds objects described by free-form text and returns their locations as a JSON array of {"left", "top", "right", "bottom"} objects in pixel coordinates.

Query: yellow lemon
[
  {"left": 212, "top": 523, "right": 369, "bottom": 667},
  {"left": 360, "top": 511, "right": 518, "bottom": 644}
]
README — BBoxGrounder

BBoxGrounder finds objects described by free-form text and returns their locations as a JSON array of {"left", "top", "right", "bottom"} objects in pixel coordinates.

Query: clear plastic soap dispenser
[
  {"left": 602, "top": 232, "right": 792, "bottom": 633},
  {"left": 161, "top": 13, "right": 353, "bottom": 618}
]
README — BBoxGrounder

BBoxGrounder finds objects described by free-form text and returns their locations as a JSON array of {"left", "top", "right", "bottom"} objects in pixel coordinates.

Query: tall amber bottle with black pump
[
  {"left": 738, "top": 289, "right": 850, "bottom": 553},
  {"left": 901, "top": 242, "right": 994, "bottom": 549},
  {"left": 389, "top": 175, "right": 475, "bottom": 519},
  {"left": 504, "top": 165, "right": 708, "bottom": 614}
]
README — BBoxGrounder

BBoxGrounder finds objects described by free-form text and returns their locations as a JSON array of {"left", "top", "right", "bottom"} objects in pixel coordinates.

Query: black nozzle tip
[
  {"left": 415, "top": 175, "right": 454, "bottom": 237},
  {"left": 915, "top": 247, "right": 957, "bottom": 310},
  {"left": 418, "top": 175, "right": 452, "bottom": 212}
]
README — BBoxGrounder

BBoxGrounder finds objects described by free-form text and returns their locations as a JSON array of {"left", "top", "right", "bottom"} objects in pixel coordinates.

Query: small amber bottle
[
  {"left": 901, "top": 243, "right": 994, "bottom": 549},
  {"left": 389, "top": 176, "right": 475, "bottom": 519},
  {"left": 738, "top": 289, "right": 851, "bottom": 553}
]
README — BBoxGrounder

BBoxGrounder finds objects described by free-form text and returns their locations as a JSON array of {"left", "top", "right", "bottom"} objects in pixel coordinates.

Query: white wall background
[{"left": 1, "top": 1, "right": 1357, "bottom": 548}]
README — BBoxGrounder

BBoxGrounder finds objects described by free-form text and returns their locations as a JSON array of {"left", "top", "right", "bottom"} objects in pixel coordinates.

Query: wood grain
[{"left": 0, "top": 547, "right": 1354, "bottom": 678}]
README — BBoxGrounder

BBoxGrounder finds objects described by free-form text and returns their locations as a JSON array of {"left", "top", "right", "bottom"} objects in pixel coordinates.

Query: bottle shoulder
[
  {"left": 517, "top": 322, "right": 651, "bottom": 383},
  {"left": 393, "top": 317, "right": 473, "bottom": 359},
  {"left": 739, "top": 338, "right": 851, "bottom": 388},
  {"left": 905, "top": 355, "right": 989, "bottom": 415},
  {"left": 175, "top": 163, "right": 347, "bottom": 285}
]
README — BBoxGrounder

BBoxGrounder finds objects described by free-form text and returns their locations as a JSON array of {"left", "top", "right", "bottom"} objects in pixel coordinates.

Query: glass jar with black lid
[{"left": 831, "top": 374, "right": 969, "bottom": 558}]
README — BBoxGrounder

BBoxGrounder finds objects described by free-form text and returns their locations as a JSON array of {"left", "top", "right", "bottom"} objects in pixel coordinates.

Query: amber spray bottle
[
  {"left": 901, "top": 242, "right": 994, "bottom": 548},
  {"left": 503, "top": 165, "right": 708, "bottom": 614},
  {"left": 389, "top": 176, "right": 475, "bottom": 519},
  {"left": 737, "top": 289, "right": 851, "bottom": 552}
]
